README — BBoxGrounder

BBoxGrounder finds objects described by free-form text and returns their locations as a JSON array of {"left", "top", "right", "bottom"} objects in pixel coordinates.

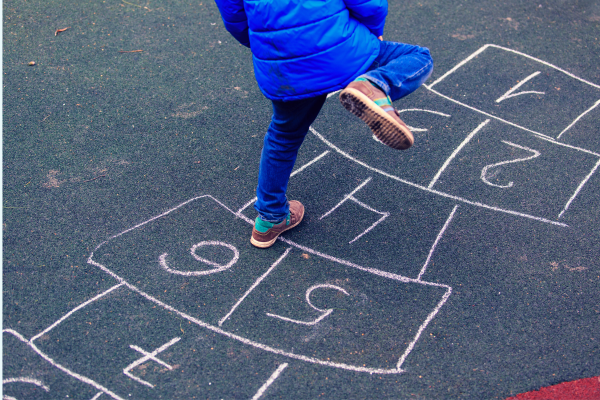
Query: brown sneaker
[
  {"left": 339, "top": 80, "right": 414, "bottom": 150},
  {"left": 250, "top": 200, "right": 305, "bottom": 248}
]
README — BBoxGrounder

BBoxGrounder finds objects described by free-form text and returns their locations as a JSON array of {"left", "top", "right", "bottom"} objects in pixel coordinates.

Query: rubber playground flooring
[{"left": 3, "top": 0, "right": 600, "bottom": 398}]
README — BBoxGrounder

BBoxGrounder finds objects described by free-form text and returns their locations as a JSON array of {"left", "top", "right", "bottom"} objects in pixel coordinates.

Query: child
[{"left": 214, "top": 0, "right": 433, "bottom": 248}]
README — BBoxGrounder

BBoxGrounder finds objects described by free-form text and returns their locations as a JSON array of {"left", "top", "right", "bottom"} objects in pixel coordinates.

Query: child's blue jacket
[{"left": 214, "top": 0, "right": 386, "bottom": 101}]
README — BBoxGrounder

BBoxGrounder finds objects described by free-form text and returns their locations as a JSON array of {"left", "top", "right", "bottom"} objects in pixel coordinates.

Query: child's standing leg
[
  {"left": 251, "top": 94, "right": 327, "bottom": 248},
  {"left": 340, "top": 41, "right": 433, "bottom": 150}
]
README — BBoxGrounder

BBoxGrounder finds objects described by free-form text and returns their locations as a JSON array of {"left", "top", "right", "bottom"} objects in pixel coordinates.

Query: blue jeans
[{"left": 254, "top": 41, "right": 433, "bottom": 222}]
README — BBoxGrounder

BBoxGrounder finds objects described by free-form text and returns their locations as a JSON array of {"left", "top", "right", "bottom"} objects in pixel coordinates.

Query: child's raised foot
[{"left": 339, "top": 78, "right": 414, "bottom": 150}]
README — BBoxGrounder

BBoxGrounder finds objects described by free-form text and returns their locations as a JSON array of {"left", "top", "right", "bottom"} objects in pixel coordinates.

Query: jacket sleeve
[
  {"left": 214, "top": 0, "right": 250, "bottom": 48},
  {"left": 343, "top": 0, "right": 387, "bottom": 37}
]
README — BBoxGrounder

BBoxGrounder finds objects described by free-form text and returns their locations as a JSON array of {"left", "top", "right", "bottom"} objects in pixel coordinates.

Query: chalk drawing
[
  {"left": 417, "top": 205, "right": 459, "bottom": 281},
  {"left": 428, "top": 119, "right": 491, "bottom": 189},
  {"left": 557, "top": 98, "right": 600, "bottom": 140},
  {"left": 85, "top": 195, "right": 463, "bottom": 374},
  {"left": 2, "top": 377, "right": 50, "bottom": 393},
  {"left": 480, "top": 141, "right": 541, "bottom": 188},
  {"left": 123, "top": 337, "right": 181, "bottom": 388},
  {"left": 495, "top": 71, "right": 545, "bottom": 103},
  {"left": 320, "top": 177, "right": 390, "bottom": 243},
  {"left": 309, "top": 126, "right": 569, "bottom": 227},
  {"left": 218, "top": 247, "right": 292, "bottom": 326},
  {"left": 90, "top": 393, "right": 104, "bottom": 400},
  {"left": 266, "top": 284, "right": 350, "bottom": 326},
  {"left": 159, "top": 241, "right": 239, "bottom": 276},
  {"left": 251, "top": 363, "right": 289, "bottom": 400},
  {"left": 397, "top": 108, "right": 452, "bottom": 132},
  {"left": 558, "top": 158, "right": 600, "bottom": 219}
]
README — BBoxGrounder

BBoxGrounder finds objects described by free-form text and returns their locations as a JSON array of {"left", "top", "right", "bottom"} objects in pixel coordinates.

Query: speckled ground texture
[{"left": 3, "top": 0, "right": 600, "bottom": 399}]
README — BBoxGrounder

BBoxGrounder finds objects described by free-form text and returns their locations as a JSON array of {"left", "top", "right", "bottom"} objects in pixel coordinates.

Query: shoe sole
[
  {"left": 250, "top": 208, "right": 305, "bottom": 249},
  {"left": 339, "top": 88, "right": 414, "bottom": 150}
]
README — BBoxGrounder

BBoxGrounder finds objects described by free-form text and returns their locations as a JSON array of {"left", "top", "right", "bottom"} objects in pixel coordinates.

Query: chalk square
[
  {"left": 31, "top": 286, "right": 284, "bottom": 399},
  {"left": 428, "top": 45, "right": 600, "bottom": 138},
  {"left": 223, "top": 252, "right": 449, "bottom": 371},
  {"left": 90, "top": 196, "right": 289, "bottom": 327},
  {"left": 427, "top": 119, "right": 599, "bottom": 219}
]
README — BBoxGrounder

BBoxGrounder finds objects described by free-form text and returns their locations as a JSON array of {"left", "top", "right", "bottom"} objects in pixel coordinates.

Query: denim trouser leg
[
  {"left": 254, "top": 94, "right": 328, "bottom": 222},
  {"left": 362, "top": 41, "right": 434, "bottom": 102}
]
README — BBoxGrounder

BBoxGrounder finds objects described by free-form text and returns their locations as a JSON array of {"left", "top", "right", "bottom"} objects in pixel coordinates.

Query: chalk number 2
[{"left": 481, "top": 141, "right": 541, "bottom": 188}]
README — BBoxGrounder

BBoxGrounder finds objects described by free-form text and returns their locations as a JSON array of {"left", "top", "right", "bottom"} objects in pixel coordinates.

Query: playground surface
[{"left": 3, "top": 0, "right": 600, "bottom": 398}]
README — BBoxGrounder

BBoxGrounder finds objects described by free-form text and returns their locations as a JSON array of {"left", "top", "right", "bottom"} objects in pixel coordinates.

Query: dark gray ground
[{"left": 3, "top": 0, "right": 600, "bottom": 398}]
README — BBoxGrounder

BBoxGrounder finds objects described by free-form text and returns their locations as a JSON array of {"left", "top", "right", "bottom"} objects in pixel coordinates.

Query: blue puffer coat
[{"left": 214, "top": 0, "right": 386, "bottom": 101}]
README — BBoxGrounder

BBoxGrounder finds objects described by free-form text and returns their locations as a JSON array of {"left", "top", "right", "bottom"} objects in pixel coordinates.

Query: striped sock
[{"left": 355, "top": 77, "right": 393, "bottom": 112}]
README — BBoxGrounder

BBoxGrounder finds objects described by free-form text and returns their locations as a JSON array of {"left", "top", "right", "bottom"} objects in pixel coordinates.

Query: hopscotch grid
[
  {"left": 3, "top": 329, "right": 125, "bottom": 400},
  {"left": 430, "top": 43, "right": 600, "bottom": 90},
  {"left": 218, "top": 247, "right": 292, "bottom": 326},
  {"left": 251, "top": 363, "right": 289, "bottom": 400},
  {"left": 424, "top": 85, "right": 554, "bottom": 140},
  {"left": 558, "top": 158, "right": 600, "bottom": 219},
  {"left": 86, "top": 194, "right": 465, "bottom": 374},
  {"left": 427, "top": 44, "right": 600, "bottom": 144},
  {"left": 308, "top": 127, "right": 569, "bottom": 227},
  {"left": 320, "top": 177, "right": 372, "bottom": 219},
  {"left": 428, "top": 119, "right": 491, "bottom": 189},
  {"left": 426, "top": 84, "right": 600, "bottom": 156}
]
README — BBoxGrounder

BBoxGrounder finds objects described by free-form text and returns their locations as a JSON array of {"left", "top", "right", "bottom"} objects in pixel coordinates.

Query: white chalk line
[
  {"left": 123, "top": 337, "right": 181, "bottom": 388},
  {"left": 397, "top": 109, "right": 452, "bottom": 132},
  {"left": 99, "top": 276, "right": 407, "bottom": 375},
  {"left": 90, "top": 392, "right": 104, "bottom": 400},
  {"left": 235, "top": 151, "right": 330, "bottom": 217},
  {"left": 426, "top": 85, "right": 600, "bottom": 157},
  {"left": 94, "top": 195, "right": 239, "bottom": 252},
  {"left": 430, "top": 43, "right": 600, "bottom": 90},
  {"left": 2, "top": 377, "right": 50, "bottom": 392},
  {"left": 251, "top": 363, "right": 289, "bottom": 400},
  {"left": 30, "top": 283, "right": 125, "bottom": 343},
  {"left": 348, "top": 199, "right": 389, "bottom": 244},
  {"left": 320, "top": 177, "right": 372, "bottom": 219},
  {"left": 318, "top": 177, "right": 390, "bottom": 243},
  {"left": 88, "top": 195, "right": 460, "bottom": 374},
  {"left": 218, "top": 247, "right": 292, "bottom": 327},
  {"left": 480, "top": 141, "right": 541, "bottom": 189},
  {"left": 159, "top": 241, "right": 240, "bottom": 276},
  {"left": 4, "top": 395, "right": 18, "bottom": 400},
  {"left": 308, "top": 127, "right": 569, "bottom": 227},
  {"left": 428, "top": 119, "right": 490, "bottom": 189},
  {"left": 417, "top": 205, "right": 459, "bottom": 281},
  {"left": 396, "top": 285, "right": 453, "bottom": 369},
  {"left": 558, "top": 158, "right": 600, "bottom": 219},
  {"left": 557, "top": 98, "right": 600, "bottom": 140},
  {"left": 428, "top": 44, "right": 600, "bottom": 144},
  {"left": 428, "top": 44, "right": 491, "bottom": 88},
  {"left": 3, "top": 329, "right": 125, "bottom": 400},
  {"left": 495, "top": 71, "right": 545, "bottom": 103},
  {"left": 266, "top": 284, "right": 349, "bottom": 326},
  {"left": 424, "top": 85, "right": 554, "bottom": 140}
]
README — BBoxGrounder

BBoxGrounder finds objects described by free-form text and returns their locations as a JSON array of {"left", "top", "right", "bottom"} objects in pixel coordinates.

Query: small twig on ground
[
  {"left": 122, "top": 0, "right": 142, "bottom": 7},
  {"left": 55, "top": 27, "right": 70, "bottom": 36}
]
